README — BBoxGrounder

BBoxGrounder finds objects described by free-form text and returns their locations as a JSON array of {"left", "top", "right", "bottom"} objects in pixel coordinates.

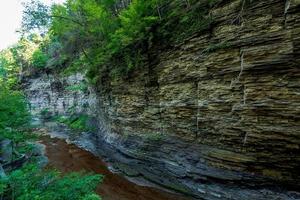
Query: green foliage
[
  {"left": 110, "top": 0, "right": 158, "bottom": 50},
  {"left": 0, "top": 88, "right": 101, "bottom": 200},
  {"left": 1, "top": 163, "right": 102, "bottom": 200},
  {"left": 0, "top": 85, "right": 33, "bottom": 146},
  {"left": 0, "top": 34, "right": 50, "bottom": 86},
  {"left": 11, "top": 35, "right": 42, "bottom": 70},
  {"left": 40, "top": 108, "right": 50, "bottom": 116},
  {"left": 156, "top": 0, "right": 220, "bottom": 43},
  {"left": 1, "top": 34, "right": 67, "bottom": 77},
  {"left": 65, "top": 83, "right": 88, "bottom": 92},
  {"left": 0, "top": 46, "right": 102, "bottom": 200},
  {"left": 40, "top": 108, "right": 53, "bottom": 120},
  {"left": 16, "top": 142, "right": 36, "bottom": 155},
  {"left": 54, "top": 115, "right": 68, "bottom": 123},
  {"left": 21, "top": 0, "right": 51, "bottom": 32},
  {"left": 0, "top": 55, "right": 8, "bottom": 78},
  {"left": 0, "top": 49, "right": 20, "bottom": 88},
  {"left": 54, "top": 114, "right": 92, "bottom": 132},
  {"left": 45, "top": 37, "right": 67, "bottom": 68},
  {"left": 69, "top": 115, "right": 90, "bottom": 131},
  {"left": 21, "top": 0, "right": 220, "bottom": 82},
  {"left": 0, "top": 87, "right": 30, "bottom": 131},
  {"left": 31, "top": 49, "right": 49, "bottom": 68},
  {"left": 82, "top": 194, "right": 102, "bottom": 200}
]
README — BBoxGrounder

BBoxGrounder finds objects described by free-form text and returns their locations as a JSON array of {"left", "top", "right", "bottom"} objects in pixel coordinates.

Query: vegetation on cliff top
[{"left": 17, "top": 0, "right": 221, "bottom": 84}]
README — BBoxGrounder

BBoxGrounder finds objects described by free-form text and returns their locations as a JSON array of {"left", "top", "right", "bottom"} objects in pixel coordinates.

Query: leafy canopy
[{"left": 21, "top": 0, "right": 220, "bottom": 82}]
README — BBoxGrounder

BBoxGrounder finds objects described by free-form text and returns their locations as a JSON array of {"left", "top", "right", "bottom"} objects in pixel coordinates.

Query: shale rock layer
[{"left": 25, "top": 0, "right": 300, "bottom": 199}]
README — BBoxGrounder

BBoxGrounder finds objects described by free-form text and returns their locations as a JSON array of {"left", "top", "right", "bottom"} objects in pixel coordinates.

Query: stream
[{"left": 40, "top": 136, "right": 191, "bottom": 200}]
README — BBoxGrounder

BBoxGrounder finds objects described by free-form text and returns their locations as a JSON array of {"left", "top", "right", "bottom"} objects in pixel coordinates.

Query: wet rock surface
[
  {"left": 0, "top": 139, "right": 12, "bottom": 164},
  {"left": 24, "top": 0, "right": 300, "bottom": 199},
  {"left": 0, "top": 138, "right": 48, "bottom": 173}
]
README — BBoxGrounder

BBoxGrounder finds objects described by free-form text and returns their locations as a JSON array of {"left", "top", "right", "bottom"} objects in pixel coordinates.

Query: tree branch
[{"left": 49, "top": 15, "right": 84, "bottom": 26}]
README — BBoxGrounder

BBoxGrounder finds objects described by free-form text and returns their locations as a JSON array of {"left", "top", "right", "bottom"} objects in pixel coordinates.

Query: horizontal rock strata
[{"left": 24, "top": 0, "right": 300, "bottom": 199}]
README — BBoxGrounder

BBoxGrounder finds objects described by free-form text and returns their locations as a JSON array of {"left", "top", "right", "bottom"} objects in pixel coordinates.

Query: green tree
[
  {"left": 31, "top": 49, "right": 49, "bottom": 68},
  {"left": 0, "top": 87, "right": 30, "bottom": 131},
  {"left": 21, "top": 0, "right": 220, "bottom": 81},
  {"left": 21, "top": 0, "right": 51, "bottom": 32}
]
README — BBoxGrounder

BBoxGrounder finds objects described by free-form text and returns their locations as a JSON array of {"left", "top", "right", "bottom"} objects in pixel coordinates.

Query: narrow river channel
[{"left": 40, "top": 137, "right": 191, "bottom": 200}]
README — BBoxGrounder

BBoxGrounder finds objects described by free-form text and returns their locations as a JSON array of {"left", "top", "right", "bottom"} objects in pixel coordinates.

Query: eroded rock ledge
[{"left": 24, "top": 0, "right": 300, "bottom": 199}]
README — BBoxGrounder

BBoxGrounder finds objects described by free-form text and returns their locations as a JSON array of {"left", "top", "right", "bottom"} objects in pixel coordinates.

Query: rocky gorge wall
[
  {"left": 24, "top": 0, "right": 300, "bottom": 199},
  {"left": 23, "top": 73, "right": 97, "bottom": 117}
]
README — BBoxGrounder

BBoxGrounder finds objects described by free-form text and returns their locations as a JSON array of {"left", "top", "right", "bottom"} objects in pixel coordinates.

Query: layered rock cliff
[{"left": 24, "top": 0, "right": 300, "bottom": 199}]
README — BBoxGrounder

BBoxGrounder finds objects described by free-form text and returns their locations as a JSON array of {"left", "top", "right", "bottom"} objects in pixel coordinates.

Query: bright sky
[{"left": 0, "top": 0, "right": 65, "bottom": 50}]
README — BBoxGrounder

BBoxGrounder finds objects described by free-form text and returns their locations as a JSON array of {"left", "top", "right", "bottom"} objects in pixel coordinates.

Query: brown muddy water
[{"left": 41, "top": 137, "right": 192, "bottom": 200}]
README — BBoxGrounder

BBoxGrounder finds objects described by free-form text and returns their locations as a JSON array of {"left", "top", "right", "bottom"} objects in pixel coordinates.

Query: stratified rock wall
[
  {"left": 23, "top": 73, "right": 97, "bottom": 118},
  {"left": 92, "top": 0, "right": 300, "bottom": 199},
  {"left": 24, "top": 0, "right": 300, "bottom": 199}
]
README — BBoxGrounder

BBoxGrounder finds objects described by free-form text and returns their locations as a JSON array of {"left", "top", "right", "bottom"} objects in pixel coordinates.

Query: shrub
[
  {"left": 31, "top": 49, "right": 49, "bottom": 68},
  {"left": 0, "top": 163, "right": 102, "bottom": 200},
  {"left": 40, "top": 108, "right": 50, "bottom": 115},
  {"left": 69, "top": 116, "right": 88, "bottom": 131},
  {"left": 0, "top": 87, "right": 30, "bottom": 131},
  {"left": 54, "top": 114, "right": 92, "bottom": 132}
]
